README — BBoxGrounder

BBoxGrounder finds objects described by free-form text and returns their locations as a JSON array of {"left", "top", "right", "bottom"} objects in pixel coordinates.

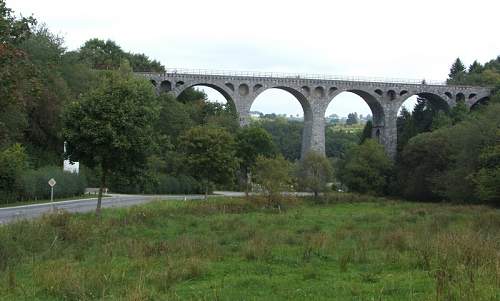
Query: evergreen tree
[{"left": 448, "top": 58, "right": 466, "bottom": 83}]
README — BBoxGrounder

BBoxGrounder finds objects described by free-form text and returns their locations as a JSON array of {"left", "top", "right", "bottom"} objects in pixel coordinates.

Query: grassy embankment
[{"left": 0, "top": 194, "right": 498, "bottom": 300}]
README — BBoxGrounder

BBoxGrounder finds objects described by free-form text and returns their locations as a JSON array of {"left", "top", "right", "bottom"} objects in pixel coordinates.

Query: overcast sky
[{"left": 9, "top": 0, "right": 500, "bottom": 117}]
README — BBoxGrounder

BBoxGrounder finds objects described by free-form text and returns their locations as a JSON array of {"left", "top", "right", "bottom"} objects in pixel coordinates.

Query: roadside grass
[{"left": 0, "top": 193, "right": 498, "bottom": 300}]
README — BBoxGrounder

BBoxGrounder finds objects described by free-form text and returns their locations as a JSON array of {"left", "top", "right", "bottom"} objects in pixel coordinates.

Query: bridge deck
[{"left": 137, "top": 68, "right": 488, "bottom": 89}]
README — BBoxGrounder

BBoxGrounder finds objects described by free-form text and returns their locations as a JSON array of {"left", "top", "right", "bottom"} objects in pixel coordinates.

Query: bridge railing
[{"left": 137, "top": 68, "right": 488, "bottom": 88}]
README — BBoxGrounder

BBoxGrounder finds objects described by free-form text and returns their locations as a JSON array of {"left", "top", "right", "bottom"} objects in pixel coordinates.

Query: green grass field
[{"left": 0, "top": 195, "right": 498, "bottom": 300}]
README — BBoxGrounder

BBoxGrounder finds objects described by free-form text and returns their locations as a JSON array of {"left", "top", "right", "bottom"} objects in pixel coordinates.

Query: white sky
[{"left": 9, "top": 0, "right": 499, "bottom": 117}]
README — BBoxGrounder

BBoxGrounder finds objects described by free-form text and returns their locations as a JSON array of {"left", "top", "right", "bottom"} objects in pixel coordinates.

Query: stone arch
[
  {"left": 239, "top": 84, "right": 249, "bottom": 96},
  {"left": 160, "top": 80, "right": 171, "bottom": 93},
  {"left": 253, "top": 84, "right": 263, "bottom": 93},
  {"left": 301, "top": 86, "right": 311, "bottom": 97},
  {"left": 387, "top": 90, "right": 396, "bottom": 100},
  {"left": 456, "top": 93, "right": 465, "bottom": 102},
  {"left": 252, "top": 86, "right": 312, "bottom": 117},
  {"left": 341, "top": 89, "right": 385, "bottom": 121},
  {"left": 470, "top": 96, "right": 490, "bottom": 110},
  {"left": 150, "top": 80, "right": 157, "bottom": 86},
  {"left": 328, "top": 87, "right": 338, "bottom": 96},
  {"left": 175, "top": 82, "right": 235, "bottom": 109},
  {"left": 251, "top": 86, "right": 313, "bottom": 158},
  {"left": 326, "top": 89, "right": 385, "bottom": 144},
  {"left": 314, "top": 86, "right": 325, "bottom": 98},
  {"left": 401, "top": 91, "right": 452, "bottom": 112}
]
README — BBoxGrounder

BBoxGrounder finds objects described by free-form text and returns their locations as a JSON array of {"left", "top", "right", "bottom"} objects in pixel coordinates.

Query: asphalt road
[
  {"left": 0, "top": 193, "right": 209, "bottom": 224},
  {"left": 0, "top": 191, "right": 312, "bottom": 224}
]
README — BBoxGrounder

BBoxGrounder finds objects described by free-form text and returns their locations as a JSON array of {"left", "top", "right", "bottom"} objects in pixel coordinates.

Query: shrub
[
  {"left": 20, "top": 166, "right": 87, "bottom": 201},
  {"left": 337, "top": 139, "right": 393, "bottom": 195},
  {"left": 0, "top": 144, "right": 28, "bottom": 202}
]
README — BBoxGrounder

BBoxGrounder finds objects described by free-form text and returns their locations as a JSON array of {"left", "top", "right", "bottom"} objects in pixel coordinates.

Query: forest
[{"left": 1, "top": 0, "right": 499, "bottom": 205}]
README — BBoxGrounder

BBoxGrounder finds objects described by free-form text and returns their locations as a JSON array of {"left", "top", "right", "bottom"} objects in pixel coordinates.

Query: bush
[
  {"left": 156, "top": 174, "right": 203, "bottom": 194},
  {"left": 20, "top": 166, "right": 87, "bottom": 201},
  {"left": 0, "top": 144, "right": 28, "bottom": 202},
  {"left": 337, "top": 139, "right": 393, "bottom": 195}
]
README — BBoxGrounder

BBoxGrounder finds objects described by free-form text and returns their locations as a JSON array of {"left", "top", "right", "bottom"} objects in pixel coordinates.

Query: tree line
[{"left": 1, "top": 0, "right": 498, "bottom": 206}]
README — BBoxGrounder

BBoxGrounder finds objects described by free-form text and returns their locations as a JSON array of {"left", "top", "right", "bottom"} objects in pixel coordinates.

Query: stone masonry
[{"left": 139, "top": 70, "right": 492, "bottom": 159}]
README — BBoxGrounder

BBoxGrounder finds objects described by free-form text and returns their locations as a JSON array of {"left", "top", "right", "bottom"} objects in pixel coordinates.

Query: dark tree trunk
[
  {"left": 96, "top": 169, "right": 107, "bottom": 216},
  {"left": 245, "top": 169, "right": 250, "bottom": 198}
]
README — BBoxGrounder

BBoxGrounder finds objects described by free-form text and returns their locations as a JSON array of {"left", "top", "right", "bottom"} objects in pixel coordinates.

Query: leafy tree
[
  {"left": 345, "top": 112, "right": 359, "bottom": 125},
  {"left": 63, "top": 68, "right": 160, "bottom": 215},
  {"left": 252, "top": 155, "right": 292, "bottom": 205},
  {"left": 0, "top": 1, "right": 36, "bottom": 147},
  {"left": 337, "top": 139, "right": 393, "bottom": 195},
  {"left": 360, "top": 120, "right": 373, "bottom": 143},
  {"left": 179, "top": 126, "right": 238, "bottom": 199},
  {"left": 0, "top": 144, "right": 28, "bottom": 201},
  {"left": 19, "top": 26, "right": 73, "bottom": 165},
  {"left": 78, "top": 38, "right": 125, "bottom": 70},
  {"left": 235, "top": 126, "right": 276, "bottom": 195},
  {"left": 254, "top": 116, "right": 303, "bottom": 161},
  {"left": 474, "top": 132, "right": 500, "bottom": 202},
  {"left": 398, "top": 103, "right": 500, "bottom": 202},
  {"left": 398, "top": 131, "right": 452, "bottom": 200},
  {"left": 325, "top": 126, "right": 359, "bottom": 159},
  {"left": 157, "top": 93, "right": 194, "bottom": 142},
  {"left": 297, "top": 151, "right": 333, "bottom": 199},
  {"left": 0, "top": 0, "right": 36, "bottom": 46},
  {"left": 77, "top": 38, "right": 165, "bottom": 72},
  {"left": 127, "top": 53, "right": 165, "bottom": 73}
]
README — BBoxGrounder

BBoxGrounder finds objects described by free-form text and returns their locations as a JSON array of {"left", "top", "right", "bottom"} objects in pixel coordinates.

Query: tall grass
[{"left": 0, "top": 195, "right": 498, "bottom": 300}]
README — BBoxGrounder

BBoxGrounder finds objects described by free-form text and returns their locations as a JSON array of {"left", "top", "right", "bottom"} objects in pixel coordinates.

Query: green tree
[
  {"left": 448, "top": 57, "right": 466, "bottom": 83},
  {"left": 360, "top": 120, "right": 373, "bottom": 143},
  {"left": 179, "top": 126, "right": 239, "bottom": 199},
  {"left": 63, "top": 68, "right": 160, "bottom": 215},
  {"left": 474, "top": 134, "right": 500, "bottom": 202},
  {"left": 345, "top": 112, "right": 359, "bottom": 125},
  {"left": 297, "top": 151, "right": 333, "bottom": 199},
  {"left": 0, "top": 1, "right": 36, "bottom": 147},
  {"left": 468, "top": 60, "right": 483, "bottom": 74},
  {"left": 325, "top": 126, "right": 360, "bottom": 159},
  {"left": 398, "top": 131, "right": 452, "bottom": 200},
  {"left": 235, "top": 126, "right": 276, "bottom": 195},
  {"left": 0, "top": 144, "right": 28, "bottom": 201},
  {"left": 337, "top": 139, "right": 393, "bottom": 195},
  {"left": 78, "top": 38, "right": 125, "bottom": 70},
  {"left": 252, "top": 155, "right": 292, "bottom": 205},
  {"left": 254, "top": 116, "right": 303, "bottom": 161}
]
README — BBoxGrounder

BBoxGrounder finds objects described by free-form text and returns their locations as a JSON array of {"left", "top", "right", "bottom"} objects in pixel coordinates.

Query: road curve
[{"left": 0, "top": 194, "right": 208, "bottom": 224}]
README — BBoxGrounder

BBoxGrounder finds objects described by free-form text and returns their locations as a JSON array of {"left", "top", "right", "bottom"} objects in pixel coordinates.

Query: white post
[{"left": 51, "top": 186, "right": 54, "bottom": 211}]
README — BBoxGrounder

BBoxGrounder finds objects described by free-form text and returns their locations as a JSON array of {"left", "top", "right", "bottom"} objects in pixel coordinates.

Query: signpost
[{"left": 48, "top": 178, "right": 56, "bottom": 210}]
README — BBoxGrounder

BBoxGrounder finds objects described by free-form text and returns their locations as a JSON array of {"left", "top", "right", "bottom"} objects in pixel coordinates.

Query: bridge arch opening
[
  {"left": 176, "top": 85, "right": 238, "bottom": 127},
  {"left": 325, "top": 91, "right": 384, "bottom": 157},
  {"left": 396, "top": 92, "right": 451, "bottom": 153},
  {"left": 470, "top": 96, "right": 490, "bottom": 111},
  {"left": 250, "top": 87, "right": 312, "bottom": 161},
  {"left": 177, "top": 84, "right": 234, "bottom": 108}
]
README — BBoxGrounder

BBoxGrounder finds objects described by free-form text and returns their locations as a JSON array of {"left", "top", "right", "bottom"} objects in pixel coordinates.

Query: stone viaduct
[{"left": 139, "top": 69, "right": 491, "bottom": 159}]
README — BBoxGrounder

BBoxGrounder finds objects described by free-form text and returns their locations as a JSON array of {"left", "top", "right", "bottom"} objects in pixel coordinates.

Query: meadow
[{"left": 0, "top": 194, "right": 498, "bottom": 300}]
